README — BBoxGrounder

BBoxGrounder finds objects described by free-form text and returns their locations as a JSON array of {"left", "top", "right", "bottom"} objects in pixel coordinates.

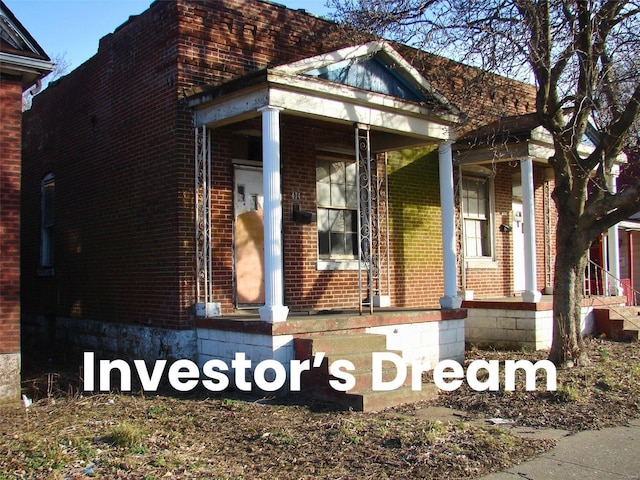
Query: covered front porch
[
  {"left": 186, "top": 41, "right": 468, "bottom": 410},
  {"left": 188, "top": 41, "right": 464, "bottom": 321}
]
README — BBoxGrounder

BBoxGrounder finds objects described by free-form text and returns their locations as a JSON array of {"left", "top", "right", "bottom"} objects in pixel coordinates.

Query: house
[
  {"left": 20, "top": 0, "right": 624, "bottom": 408},
  {"left": 0, "top": 0, "right": 53, "bottom": 403}
]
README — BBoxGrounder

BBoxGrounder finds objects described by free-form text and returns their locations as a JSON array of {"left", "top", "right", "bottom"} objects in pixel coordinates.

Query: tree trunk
[{"left": 549, "top": 219, "right": 590, "bottom": 367}]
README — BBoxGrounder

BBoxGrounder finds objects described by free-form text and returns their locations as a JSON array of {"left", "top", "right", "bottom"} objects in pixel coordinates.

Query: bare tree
[
  {"left": 22, "top": 53, "right": 69, "bottom": 111},
  {"left": 331, "top": 0, "right": 640, "bottom": 366}
]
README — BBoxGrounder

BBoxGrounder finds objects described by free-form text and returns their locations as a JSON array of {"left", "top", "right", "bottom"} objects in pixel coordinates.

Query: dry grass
[{"left": 0, "top": 337, "right": 637, "bottom": 479}]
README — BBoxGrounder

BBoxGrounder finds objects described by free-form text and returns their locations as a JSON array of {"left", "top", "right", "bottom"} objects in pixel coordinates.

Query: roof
[{"left": 0, "top": 0, "right": 54, "bottom": 89}]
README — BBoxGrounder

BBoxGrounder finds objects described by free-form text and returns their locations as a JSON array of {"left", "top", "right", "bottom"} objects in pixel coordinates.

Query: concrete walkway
[{"left": 481, "top": 418, "right": 640, "bottom": 479}]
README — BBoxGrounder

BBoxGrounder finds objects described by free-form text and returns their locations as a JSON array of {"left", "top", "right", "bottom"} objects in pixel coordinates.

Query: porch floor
[
  {"left": 462, "top": 294, "right": 625, "bottom": 311},
  {"left": 195, "top": 307, "right": 467, "bottom": 336}
]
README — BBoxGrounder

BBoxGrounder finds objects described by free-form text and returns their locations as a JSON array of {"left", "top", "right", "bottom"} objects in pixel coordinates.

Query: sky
[{"left": 6, "top": 0, "right": 334, "bottom": 71}]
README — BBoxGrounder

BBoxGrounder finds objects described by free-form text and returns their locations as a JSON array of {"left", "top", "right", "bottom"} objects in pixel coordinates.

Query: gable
[
  {"left": 274, "top": 41, "right": 458, "bottom": 114},
  {"left": 0, "top": 1, "right": 53, "bottom": 89},
  {"left": 304, "top": 54, "right": 426, "bottom": 103}
]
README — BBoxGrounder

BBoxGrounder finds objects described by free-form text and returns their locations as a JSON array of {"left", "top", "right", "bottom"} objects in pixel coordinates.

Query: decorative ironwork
[
  {"left": 195, "top": 126, "right": 212, "bottom": 303},
  {"left": 355, "top": 125, "right": 390, "bottom": 314}
]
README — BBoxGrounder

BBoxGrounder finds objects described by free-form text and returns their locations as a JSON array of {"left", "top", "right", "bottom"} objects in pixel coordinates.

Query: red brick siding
[
  {"left": 21, "top": 0, "right": 545, "bottom": 328},
  {"left": 0, "top": 76, "right": 22, "bottom": 354},
  {"left": 22, "top": 2, "right": 191, "bottom": 329}
]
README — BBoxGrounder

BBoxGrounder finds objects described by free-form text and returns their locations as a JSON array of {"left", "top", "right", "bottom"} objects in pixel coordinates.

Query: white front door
[
  {"left": 234, "top": 166, "right": 265, "bottom": 306},
  {"left": 512, "top": 200, "right": 526, "bottom": 293}
]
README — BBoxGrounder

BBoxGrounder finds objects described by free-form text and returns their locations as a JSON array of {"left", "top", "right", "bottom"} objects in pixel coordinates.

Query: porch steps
[
  {"left": 293, "top": 332, "right": 437, "bottom": 412},
  {"left": 594, "top": 306, "right": 640, "bottom": 341}
]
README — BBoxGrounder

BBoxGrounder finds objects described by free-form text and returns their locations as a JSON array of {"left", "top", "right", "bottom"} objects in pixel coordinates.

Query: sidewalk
[{"left": 481, "top": 418, "right": 640, "bottom": 479}]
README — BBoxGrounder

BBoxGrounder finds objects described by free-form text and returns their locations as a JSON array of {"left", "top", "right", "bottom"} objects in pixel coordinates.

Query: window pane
[
  {"left": 345, "top": 184, "right": 357, "bottom": 209},
  {"left": 318, "top": 208, "right": 329, "bottom": 232},
  {"left": 345, "top": 162, "right": 357, "bottom": 184},
  {"left": 330, "top": 161, "right": 345, "bottom": 184},
  {"left": 331, "top": 183, "right": 346, "bottom": 207},
  {"left": 317, "top": 183, "right": 330, "bottom": 206},
  {"left": 345, "top": 232, "right": 355, "bottom": 256},
  {"left": 331, "top": 233, "right": 346, "bottom": 255},
  {"left": 318, "top": 232, "right": 330, "bottom": 256},
  {"left": 316, "top": 161, "right": 330, "bottom": 183},
  {"left": 329, "top": 209, "right": 344, "bottom": 232}
]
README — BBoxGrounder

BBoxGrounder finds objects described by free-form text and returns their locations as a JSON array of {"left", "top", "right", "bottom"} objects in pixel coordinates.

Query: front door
[{"left": 234, "top": 166, "right": 265, "bottom": 306}]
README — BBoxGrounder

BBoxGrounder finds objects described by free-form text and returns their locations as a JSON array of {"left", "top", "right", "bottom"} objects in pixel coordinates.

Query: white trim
[
  {"left": 465, "top": 259, "right": 499, "bottom": 269},
  {"left": 272, "top": 40, "right": 459, "bottom": 116},
  {"left": 316, "top": 260, "right": 360, "bottom": 271}
]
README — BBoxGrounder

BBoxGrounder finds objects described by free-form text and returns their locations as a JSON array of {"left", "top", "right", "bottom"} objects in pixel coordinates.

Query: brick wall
[
  {"left": 1, "top": 74, "right": 23, "bottom": 403},
  {"left": 22, "top": 1, "right": 190, "bottom": 330},
  {"left": 21, "top": 0, "right": 545, "bottom": 336},
  {"left": 1, "top": 75, "right": 22, "bottom": 356}
]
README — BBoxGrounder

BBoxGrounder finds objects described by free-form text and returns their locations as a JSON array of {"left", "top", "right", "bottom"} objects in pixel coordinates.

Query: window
[
  {"left": 316, "top": 158, "right": 358, "bottom": 260},
  {"left": 41, "top": 173, "right": 55, "bottom": 268},
  {"left": 461, "top": 174, "right": 493, "bottom": 258}
]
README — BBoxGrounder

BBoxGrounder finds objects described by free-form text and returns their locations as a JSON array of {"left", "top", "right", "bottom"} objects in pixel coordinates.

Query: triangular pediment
[
  {"left": 273, "top": 41, "right": 458, "bottom": 113},
  {"left": 0, "top": 2, "right": 49, "bottom": 59},
  {"left": 0, "top": 1, "right": 53, "bottom": 89}
]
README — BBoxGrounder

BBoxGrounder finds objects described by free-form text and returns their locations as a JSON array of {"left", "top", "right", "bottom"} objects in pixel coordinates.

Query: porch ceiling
[{"left": 187, "top": 68, "right": 459, "bottom": 151}]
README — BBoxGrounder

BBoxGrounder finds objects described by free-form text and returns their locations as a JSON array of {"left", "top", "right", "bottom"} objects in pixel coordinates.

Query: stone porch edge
[
  {"left": 462, "top": 295, "right": 625, "bottom": 311},
  {"left": 195, "top": 308, "right": 467, "bottom": 336}
]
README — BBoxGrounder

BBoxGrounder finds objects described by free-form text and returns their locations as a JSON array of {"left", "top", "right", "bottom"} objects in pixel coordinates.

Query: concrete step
[
  {"left": 294, "top": 332, "right": 435, "bottom": 411},
  {"left": 608, "top": 306, "right": 640, "bottom": 321},
  {"left": 308, "top": 382, "right": 438, "bottom": 412},
  {"left": 294, "top": 333, "right": 388, "bottom": 357},
  {"left": 594, "top": 307, "right": 640, "bottom": 341}
]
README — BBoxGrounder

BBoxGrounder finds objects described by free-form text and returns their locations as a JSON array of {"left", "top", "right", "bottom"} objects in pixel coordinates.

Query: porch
[
  {"left": 195, "top": 307, "right": 466, "bottom": 411},
  {"left": 195, "top": 307, "right": 466, "bottom": 369},
  {"left": 463, "top": 294, "right": 627, "bottom": 350}
]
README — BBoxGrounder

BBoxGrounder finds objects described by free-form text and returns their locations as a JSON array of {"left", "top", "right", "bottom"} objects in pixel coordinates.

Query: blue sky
[{"left": 6, "top": 0, "right": 333, "bottom": 71}]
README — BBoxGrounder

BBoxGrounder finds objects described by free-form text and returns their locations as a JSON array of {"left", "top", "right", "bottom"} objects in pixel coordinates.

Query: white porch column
[
  {"left": 438, "top": 141, "right": 462, "bottom": 309},
  {"left": 521, "top": 157, "right": 541, "bottom": 302},
  {"left": 606, "top": 166, "right": 622, "bottom": 296},
  {"left": 258, "top": 106, "right": 289, "bottom": 322}
]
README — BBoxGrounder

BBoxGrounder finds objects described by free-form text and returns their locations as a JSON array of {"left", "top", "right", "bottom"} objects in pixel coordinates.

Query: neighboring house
[
  {"left": 20, "top": 0, "right": 622, "bottom": 405},
  {"left": 0, "top": 0, "right": 53, "bottom": 403},
  {"left": 617, "top": 148, "right": 640, "bottom": 305}
]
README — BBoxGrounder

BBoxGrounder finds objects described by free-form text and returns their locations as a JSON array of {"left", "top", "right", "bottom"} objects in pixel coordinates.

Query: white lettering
[
  {"left": 134, "top": 359, "right": 167, "bottom": 392},
  {"left": 168, "top": 360, "right": 199, "bottom": 392},
  {"left": 253, "top": 359, "right": 287, "bottom": 392},
  {"left": 202, "top": 359, "right": 230, "bottom": 391},
  {"left": 99, "top": 359, "right": 131, "bottom": 391},
  {"left": 372, "top": 352, "right": 406, "bottom": 391},
  {"left": 433, "top": 359, "right": 464, "bottom": 391},
  {"left": 231, "top": 352, "right": 253, "bottom": 391},
  {"left": 504, "top": 359, "right": 557, "bottom": 391},
  {"left": 466, "top": 360, "right": 500, "bottom": 391},
  {"left": 83, "top": 352, "right": 94, "bottom": 391},
  {"left": 289, "top": 359, "right": 311, "bottom": 392},
  {"left": 328, "top": 359, "right": 355, "bottom": 392}
]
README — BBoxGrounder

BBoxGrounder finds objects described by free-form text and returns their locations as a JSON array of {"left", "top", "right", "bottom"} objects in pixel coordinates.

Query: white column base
[
  {"left": 259, "top": 305, "right": 290, "bottom": 323},
  {"left": 440, "top": 295, "right": 463, "bottom": 309},
  {"left": 521, "top": 291, "right": 542, "bottom": 303}
]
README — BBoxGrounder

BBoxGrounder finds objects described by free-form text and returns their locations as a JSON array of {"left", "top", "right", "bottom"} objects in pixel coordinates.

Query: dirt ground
[{"left": 1, "top": 338, "right": 638, "bottom": 479}]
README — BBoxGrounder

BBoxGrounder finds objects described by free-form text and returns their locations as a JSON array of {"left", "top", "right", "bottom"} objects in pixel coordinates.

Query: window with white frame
[
  {"left": 316, "top": 158, "right": 358, "bottom": 260},
  {"left": 461, "top": 173, "right": 493, "bottom": 258},
  {"left": 41, "top": 173, "right": 55, "bottom": 268}
]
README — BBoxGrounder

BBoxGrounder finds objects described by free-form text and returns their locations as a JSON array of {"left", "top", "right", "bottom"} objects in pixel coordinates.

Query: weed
[
  {"left": 109, "top": 422, "right": 144, "bottom": 448},
  {"left": 555, "top": 383, "right": 579, "bottom": 402}
]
